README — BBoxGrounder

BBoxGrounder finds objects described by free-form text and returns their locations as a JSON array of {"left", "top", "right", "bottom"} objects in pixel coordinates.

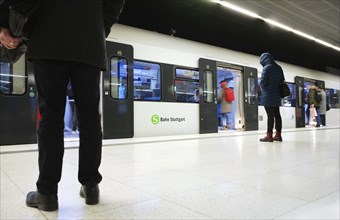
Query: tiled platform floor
[{"left": 1, "top": 127, "right": 339, "bottom": 219}]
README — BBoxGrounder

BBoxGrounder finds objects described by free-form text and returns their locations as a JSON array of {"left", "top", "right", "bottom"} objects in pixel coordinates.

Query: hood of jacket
[{"left": 260, "top": 52, "right": 275, "bottom": 67}]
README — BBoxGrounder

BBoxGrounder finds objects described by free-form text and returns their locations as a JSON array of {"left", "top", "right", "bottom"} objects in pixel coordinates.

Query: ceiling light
[
  {"left": 211, "top": 0, "right": 261, "bottom": 19},
  {"left": 210, "top": 0, "right": 340, "bottom": 52},
  {"left": 263, "top": 19, "right": 293, "bottom": 32}
]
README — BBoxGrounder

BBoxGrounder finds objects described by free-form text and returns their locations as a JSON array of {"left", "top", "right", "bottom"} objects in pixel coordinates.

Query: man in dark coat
[
  {"left": 0, "top": 0, "right": 125, "bottom": 211},
  {"left": 259, "top": 52, "right": 284, "bottom": 142}
]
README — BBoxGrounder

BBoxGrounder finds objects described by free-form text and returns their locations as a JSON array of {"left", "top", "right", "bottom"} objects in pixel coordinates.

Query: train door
[
  {"left": 243, "top": 67, "right": 258, "bottom": 131},
  {"left": 198, "top": 58, "right": 218, "bottom": 134},
  {"left": 0, "top": 56, "right": 37, "bottom": 145},
  {"left": 102, "top": 41, "right": 134, "bottom": 139},
  {"left": 295, "top": 76, "right": 305, "bottom": 127},
  {"left": 299, "top": 77, "right": 325, "bottom": 128},
  {"left": 64, "top": 82, "right": 79, "bottom": 139}
]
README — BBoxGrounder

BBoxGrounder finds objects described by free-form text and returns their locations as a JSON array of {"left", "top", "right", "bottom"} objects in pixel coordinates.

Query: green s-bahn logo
[{"left": 151, "top": 114, "right": 160, "bottom": 125}]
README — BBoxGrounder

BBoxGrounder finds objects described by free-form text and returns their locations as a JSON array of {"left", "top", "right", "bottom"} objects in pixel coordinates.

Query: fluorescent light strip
[
  {"left": 212, "top": 0, "right": 262, "bottom": 19},
  {"left": 211, "top": 0, "right": 340, "bottom": 51},
  {"left": 263, "top": 19, "right": 293, "bottom": 32}
]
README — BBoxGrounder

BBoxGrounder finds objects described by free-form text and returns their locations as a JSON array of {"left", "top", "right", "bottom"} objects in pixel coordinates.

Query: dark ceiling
[{"left": 118, "top": 0, "right": 340, "bottom": 75}]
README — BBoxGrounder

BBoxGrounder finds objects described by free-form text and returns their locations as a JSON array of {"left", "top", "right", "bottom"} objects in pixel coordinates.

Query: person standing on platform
[
  {"left": 259, "top": 52, "right": 284, "bottom": 142},
  {"left": 0, "top": 0, "right": 125, "bottom": 211}
]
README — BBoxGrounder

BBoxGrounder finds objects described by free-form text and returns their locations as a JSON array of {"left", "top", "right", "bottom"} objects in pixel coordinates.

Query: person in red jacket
[
  {"left": 219, "top": 81, "right": 234, "bottom": 130},
  {"left": 0, "top": 0, "right": 125, "bottom": 211}
]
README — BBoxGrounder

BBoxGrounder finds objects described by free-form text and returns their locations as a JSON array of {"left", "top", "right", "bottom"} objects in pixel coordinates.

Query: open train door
[
  {"left": 243, "top": 67, "right": 258, "bottom": 131},
  {"left": 295, "top": 76, "right": 305, "bottom": 127},
  {"left": 0, "top": 56, "right": 37, "bottom": 145},
  {"left": 102, "top": 42, "right": 134, "bottom": 139},
  {"left": 199, "top": 58, "right": 218, "bottom": 134}
]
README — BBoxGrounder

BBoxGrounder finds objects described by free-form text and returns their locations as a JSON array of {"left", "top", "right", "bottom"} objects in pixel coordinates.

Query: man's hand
[{"left": 0, "top": 28, "right": 22, "bottom": 49}]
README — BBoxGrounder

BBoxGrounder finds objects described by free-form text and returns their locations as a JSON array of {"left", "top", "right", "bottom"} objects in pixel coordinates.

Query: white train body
[
  {"left": 1, "top": 24, "right": 339, "bottom": 146},
  {"left": 106, "top": 24, "right": 340, "bottom": 137}
]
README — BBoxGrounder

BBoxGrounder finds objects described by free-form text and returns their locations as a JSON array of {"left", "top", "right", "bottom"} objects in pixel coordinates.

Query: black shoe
[
  {"left": 26, "top": 191, "right": 58, "bottom": 211},
  {"left": 80, "top": 184, "right": 99, "bottom": 205}
]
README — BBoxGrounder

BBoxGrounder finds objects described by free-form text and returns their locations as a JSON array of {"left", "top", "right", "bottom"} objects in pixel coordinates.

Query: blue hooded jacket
[{"left": 259, "top": 53, "right": 284, "bottom": 107}]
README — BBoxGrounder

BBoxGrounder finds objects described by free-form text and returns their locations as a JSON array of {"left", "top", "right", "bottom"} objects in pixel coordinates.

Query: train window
[
  {"left": 110, "top": 57, "right": 128, "bottom": 100},
  {"left": 282, "top": 82, "right": 295, "bottom": 107},
  {"left": 247, "top": 76, "right": 256, "bottom": 105},
  {"left": 174, "top": 67, "right": 199, "bottom": 103},
  {"left": 333, "top": 90, "right": 339, "bottom": 108},
  {"left": 133, "top": 60, "right": 161, "bottom": 101},
  {"left": 175, "top": 68, "right": 199, "bottom": 80},
  {"left": 326, "top": 89, "right": 340, "bottom": 108},
  {"left": 257, "top": 79, "right": 262, "bottom": 105},
  {"left": 258, "top": 80, "right": 296, "bottom": 107},
  {"left": 0, "top": 57, "right": 26, "bottom": 96},
  {"left": 174, "top": 80, "right": 199, "bottom": 103},
  {"left": 203, "top": 70, "right": 214, "bottom": 103}
]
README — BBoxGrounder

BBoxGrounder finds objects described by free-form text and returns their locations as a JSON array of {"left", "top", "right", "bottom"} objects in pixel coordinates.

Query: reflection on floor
[
  {"left": 1, "top": 127, "right": 339, "bottom": 219},
  {"left": 218, "top": 126, "right": 239, "bottom": 132}
]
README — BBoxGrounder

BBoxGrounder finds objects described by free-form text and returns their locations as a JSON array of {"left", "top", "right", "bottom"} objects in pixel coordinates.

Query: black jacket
[
  {"left": 0, "top": 0, "right": 125, "bottom": 70},
  {"left": 0, "top": 0, "right": 39, "bottom": 29}
]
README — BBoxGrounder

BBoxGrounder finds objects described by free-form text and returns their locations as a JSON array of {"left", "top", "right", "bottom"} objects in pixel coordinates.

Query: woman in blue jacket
[{"left": 259, "top": 52, "right": 284, "bottom": 142}]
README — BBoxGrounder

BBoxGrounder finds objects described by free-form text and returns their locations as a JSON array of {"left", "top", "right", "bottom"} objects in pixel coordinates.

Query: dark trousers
[
  {"left": 33, "top": 59, "right": 103, "bottom": 195},
  {"left": 320, "top": 114, "right": 326, "bottom": 126},
  {"left": 305, "top": 105, "right": 310, "bottom": 124},
  {"left": 265, "top": 106, "right": 282, "bottom": 133}
]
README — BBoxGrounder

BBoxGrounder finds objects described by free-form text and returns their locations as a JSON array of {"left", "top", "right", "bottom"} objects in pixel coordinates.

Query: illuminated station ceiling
[{"left": 118, "top": 0, "right": 340, "bottom": 74}]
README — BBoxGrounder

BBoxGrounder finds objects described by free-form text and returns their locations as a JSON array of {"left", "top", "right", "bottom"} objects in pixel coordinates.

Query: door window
[
  {"left": 110, "top": 57, "right": 128, "bottom": 99},
  {"left": 203, "top": 70, "right": 214, "bottom": 103},
  {"left": 247, "top": 76, "right": 256, "bottom": 105}
]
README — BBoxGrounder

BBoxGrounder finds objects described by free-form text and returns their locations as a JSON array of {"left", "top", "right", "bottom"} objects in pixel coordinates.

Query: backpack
[
  {"left": 315, "top": 90, "right": 322, "bottom": 103},
  {"left": 224, "top": 88, "right": 235, "bottom": 102}
]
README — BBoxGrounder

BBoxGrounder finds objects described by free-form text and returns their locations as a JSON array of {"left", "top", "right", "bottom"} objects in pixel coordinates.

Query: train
[{"left": 1, "top": 24, "right": 339, "bottom": 146}]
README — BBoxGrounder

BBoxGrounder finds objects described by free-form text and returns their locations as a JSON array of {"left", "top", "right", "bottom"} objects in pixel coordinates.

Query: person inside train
[
  {"left": 305, "top": 84, "right": 312, "bottom": 125},
  {"left": 308, "top": 84, "right": 326, "bottom": 127},
  {"left": 0, "top": 0, "right": 125, "bottom": 211},
  {"left": 218, "top": 81, "right": 234, "bottom": 130},
  {"left": 259, "top": 52, "right": 284, "bottom": 142},
  {"left": 307, "top": 84, "right": 321, "bottom": 127},
  {"left": 317, "top": 84, "right": 327, "bottom": 126},
  {"left": 189, "top": 88, "right": 200, "bottom": 103}
]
